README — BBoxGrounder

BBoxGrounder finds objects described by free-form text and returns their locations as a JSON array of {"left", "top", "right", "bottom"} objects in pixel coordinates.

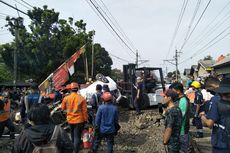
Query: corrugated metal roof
[
  {"left": 198, "top": 59, "right": 215, "bottom": 69},
  {"left": 212, "top": 55, "right": 230, "bottom": 68}
]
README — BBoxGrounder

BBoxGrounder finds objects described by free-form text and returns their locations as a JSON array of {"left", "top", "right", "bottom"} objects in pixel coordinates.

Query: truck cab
[{"left": 120, "top": 63, "right": 165, "bottom": 109}]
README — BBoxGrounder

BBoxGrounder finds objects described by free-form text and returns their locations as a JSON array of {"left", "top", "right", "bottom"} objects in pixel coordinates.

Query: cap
[{"left": 31, "top": 82, "right": 39, "bottom": 89}]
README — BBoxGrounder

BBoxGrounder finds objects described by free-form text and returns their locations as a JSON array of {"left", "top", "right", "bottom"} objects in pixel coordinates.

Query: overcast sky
[{"left": 1, "top": 0, "right": 230, "bottom": 75}]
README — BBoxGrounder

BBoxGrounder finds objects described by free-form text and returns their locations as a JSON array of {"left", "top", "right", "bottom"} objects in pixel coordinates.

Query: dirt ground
[{"left": 111, "top": 107, "right": 165, "bottom": 153}]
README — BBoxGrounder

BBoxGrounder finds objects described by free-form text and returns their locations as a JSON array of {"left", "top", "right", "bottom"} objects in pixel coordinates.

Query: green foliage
[
  {"left": 167, "top": 70, "right": 180, "bottom": 79},
  {"left": 111, "top": 68, "right": 123, "bottom": 81},
  {"left": 0, "top": 6, "right": 112, "bottom": 83},
  {"left": 0, "top": 63, "right": 13, "bottom": 82},
  {"left": 203, "top": 55, "right": 213, "bottom": 60},
  {"left": 167, "top": 72, "right": 173, "bottom": 78}
]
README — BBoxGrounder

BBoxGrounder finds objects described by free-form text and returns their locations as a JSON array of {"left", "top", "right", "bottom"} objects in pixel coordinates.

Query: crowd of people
[
  {"left": 161, "top": 75, "right": 230, "bottom": 153},
  {"left": 0, "top": 81, "right": 119, "bottom": 153},
  {"left": 0, "top": 74, "right": 230, "bottom": 153}
]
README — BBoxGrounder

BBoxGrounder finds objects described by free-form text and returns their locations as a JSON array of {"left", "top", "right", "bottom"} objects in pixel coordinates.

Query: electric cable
[
  {"left": 14, "top": 0, "right": 30, "bottom": 10},
  {"left": 85, "top": 0, "right": 135, "bottom": 61},
  {"left": 88, "top": 0, "right": 136, "bottom": 56},
  {"left": 188, "top": 7, "right": 230, "bottom": 50},
  {"left": 179, "top": 0, "right": 201, "bottom": 51},
  {"left": 0, "top": 0, "right": 28, "bottom": 16},
  {"left": 180, "top": 0, "right": 212, "bottom": 51},
  {"left": 109, "top": 53, "right": 130, "bottom": 63},
  {"left": 191, "top": 26, "right": 230, "bottom": 57},
  {"left": 98, "top": 0, "right": 138, "bottom": 51},
  {"left": 166, "top": 0, "right": 189, "bottom": 59},
  {"left": 20, "top": 0, "right": 33, "bottom": 8},
  {"left": 188, "top": 0, "right": 230, "bottom": 48},
  {"left": 179, "top": 25, "right": 230, "bottom": 64}
]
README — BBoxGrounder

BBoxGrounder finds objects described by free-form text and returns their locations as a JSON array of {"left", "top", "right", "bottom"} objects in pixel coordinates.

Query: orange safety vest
[
  {"left": 61, "top": 92, "right": 88, "bottom": 124},
  {"left": 186, "top": 91, "right": 195, "bottom": 103},
  {"left": 0, "top": 98, "right": 11, "bottom": 122}
]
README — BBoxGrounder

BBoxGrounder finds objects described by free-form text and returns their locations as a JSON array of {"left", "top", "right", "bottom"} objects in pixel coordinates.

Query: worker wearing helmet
[
  {"left": 91, "top": 92, "right": 119, "bottom": 153},
  {"left": 191, "top": 80, "right": 204, "bottom": 138},
  {"left": 61, "top": 82, "right": 88, "bottom": 153},
  {"left": 0, "top": 91, "right": 15, "bottom": 139}
]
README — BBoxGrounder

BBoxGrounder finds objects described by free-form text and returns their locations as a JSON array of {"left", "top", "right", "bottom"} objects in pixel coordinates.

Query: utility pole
[
  {"left": 84, "top": 53, "right": 89, "bottom": 82},
  {"left": 91, "top": 31, "right": 95, "bottom": 79},
  {"left": 13, "top": 18, "right": 20, "bottom": 86},
  {"left": 175, "top": 49, "right": 181, "bottom": 81},
  {"left": 136, "top": 50, "right": 138, "bottom": 68},
  {"left": 175, "top": 50, "right": 178, "bottom": 81},
  {"left": 164, "top": 49, "right": 181, "bottom": 82}
]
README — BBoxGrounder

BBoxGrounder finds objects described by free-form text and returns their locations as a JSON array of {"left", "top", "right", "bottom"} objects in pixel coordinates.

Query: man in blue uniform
[
  {"left": 191, "top": 81, "right": 204, "bottom": 138},
  {"left": 92, "top": 92, "right": 119, "bottom": 153},
  {"left": 200, "top": 77, "right": 230, "bottom": 153}
]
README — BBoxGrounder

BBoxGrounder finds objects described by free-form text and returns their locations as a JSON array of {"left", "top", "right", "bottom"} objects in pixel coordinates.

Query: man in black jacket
[{"left": 12, "top": 103, "right": 73, "bottom": 153}]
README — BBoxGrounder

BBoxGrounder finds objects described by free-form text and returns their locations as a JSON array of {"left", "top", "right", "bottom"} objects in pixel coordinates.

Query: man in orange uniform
[
  {"left": 0, "top": 91, "right": 15, "bottom": 139},
  {"left": 61, "top": 82, "right": 88, "bottom": 153}
]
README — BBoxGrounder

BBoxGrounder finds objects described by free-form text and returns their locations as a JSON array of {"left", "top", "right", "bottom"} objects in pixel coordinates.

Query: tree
[
  {"left": 203, "top": 55, "right": 213, "bottom": 60},
  {"left": 167, "top": 72, "right": 173, "bottom": 78},
  {"left": 0, "top": 63, "right": 13, "bottom": 82},
  {"left": 167, "top": 70, "right": 180, "bottom": 80},
  {"left": 0, "top": 6, "right": 112, "bottom": 83},
  {"left": 111, "top": 68, "right": 123, "bottom": 81}
]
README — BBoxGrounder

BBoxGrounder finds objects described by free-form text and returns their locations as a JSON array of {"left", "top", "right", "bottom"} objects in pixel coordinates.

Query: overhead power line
[
  {"left": 166, "top": 0, "right": 189, "bottom": 59},
  {"left": 179, "top": 25, "right": 230, "bottom": 64},
  {"left": 109, "top": 53, "right": 130, "bottom": 63},
  {"left": 20, "top": 0, "right": 33, "bottom": 8},
  {"left": 179, "top": 0, "right": 201, "bottom": 51},
  {"left": 14, "top": 0, "right": 30, "bottom": 10},
  {"left": 0, "top": 0, "right": 28, "bottom": 16},
  {"left": 85, "top": 0, "right": 134, "bottom": 59},
  {"left": 88, "top": 0, "right": 136, "bottom": 56},
  {"left": 98, "top": 0, "right": 137, "bottom": 51},
  {"left": 188, "top": 2, "right": 230, "bottom": 49},
  {"left": 190, "top": 13, "right": 230, "bottom": 50},
  {"left": 180, "top": 0, "right": 212, "bottom": 51},
  {"left": 92, "top": 0, "right": 135, "bottom": 52}
]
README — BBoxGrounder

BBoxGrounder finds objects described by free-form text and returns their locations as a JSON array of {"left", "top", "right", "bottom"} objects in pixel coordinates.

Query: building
[
  {"left": 183, "top": 68, "right": 191, "bottom": 76},
  {"left": 190, "top": 65, "right": 198, "bottom": 79},
  {"left": 212, "top": 55, "right": 230, "bottom": 76},
  {"left": 197, "top": 59, "right": 215, "bottom": 78}
]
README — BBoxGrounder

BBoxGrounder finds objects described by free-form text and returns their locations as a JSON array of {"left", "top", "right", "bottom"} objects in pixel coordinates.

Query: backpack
[
  {"left": 217, "top": 100, "right": 230, "bottom": 144},
  {"left": 32, "top": 125, "right": 59, "bottom": 153}
]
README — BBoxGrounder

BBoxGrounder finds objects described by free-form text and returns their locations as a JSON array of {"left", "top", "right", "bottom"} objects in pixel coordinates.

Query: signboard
[{"left": 52, "top": 66, "right": 69, "bottom": 89}]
